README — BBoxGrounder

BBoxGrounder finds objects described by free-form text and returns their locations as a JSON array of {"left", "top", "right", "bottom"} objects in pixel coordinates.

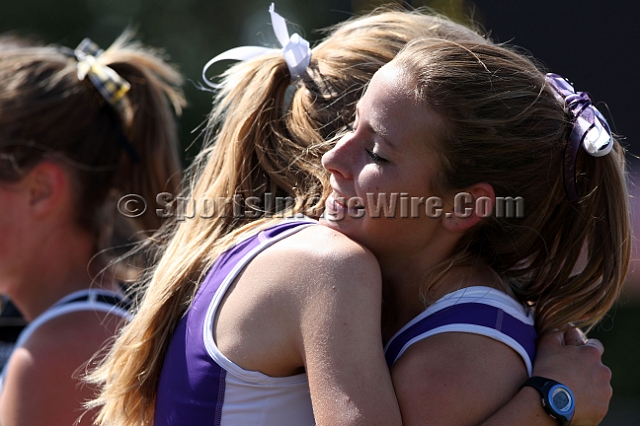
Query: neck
[
  {"left": 380, "top": 253, "right": 503, "bottom": 341},
  {"left": 2, "top": 225, "right": 116, "bottom": 322},
  {"left": 377, "top": 245, "right": 445, "bottom": 339}
]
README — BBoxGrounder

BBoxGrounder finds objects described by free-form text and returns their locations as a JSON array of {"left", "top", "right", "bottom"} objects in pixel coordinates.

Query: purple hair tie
[{"left": 545, "top": 73, "right": 613, "bottom": 201}]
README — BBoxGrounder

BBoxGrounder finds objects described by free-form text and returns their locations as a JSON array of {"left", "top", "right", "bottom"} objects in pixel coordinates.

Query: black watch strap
[{"left": 525, "top": 376, "right": 556, "bottom": 392}]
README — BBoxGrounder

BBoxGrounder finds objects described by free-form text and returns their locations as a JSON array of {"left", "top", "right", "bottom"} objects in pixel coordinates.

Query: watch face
[{"left": 549, "top": 384, "right": 574, "bottom": 414}]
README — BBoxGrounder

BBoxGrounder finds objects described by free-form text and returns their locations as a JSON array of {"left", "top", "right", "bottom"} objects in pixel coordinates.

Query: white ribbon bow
[{"left": 202, "top": 3, "right": 311, "bottom": 89}]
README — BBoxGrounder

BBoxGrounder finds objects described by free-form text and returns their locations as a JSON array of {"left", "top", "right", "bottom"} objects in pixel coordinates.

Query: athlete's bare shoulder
[
  {"left": 277, "top": 221, "right": 377, "bottom": 263},
  {"left": 246, "top": 221, "right": 382, "bottom": 295}
]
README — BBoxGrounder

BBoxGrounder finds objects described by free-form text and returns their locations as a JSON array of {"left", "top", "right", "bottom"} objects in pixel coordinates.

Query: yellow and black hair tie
[
  {"left": 65, "top": 38, "right": 140, "bottom": 163},
  {"left": 74, "top": 38, "right": 130, "bottom": 113}
]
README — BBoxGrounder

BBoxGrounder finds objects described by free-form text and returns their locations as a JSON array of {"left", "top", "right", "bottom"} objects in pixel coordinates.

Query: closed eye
[{"left": 365, "top": 149, "right": 387, "bottom": 164}]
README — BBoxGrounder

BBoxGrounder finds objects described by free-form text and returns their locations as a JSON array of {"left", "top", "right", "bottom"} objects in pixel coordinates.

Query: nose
[{"left": 321, "top": 132, "right": 356, "bottom": 180}]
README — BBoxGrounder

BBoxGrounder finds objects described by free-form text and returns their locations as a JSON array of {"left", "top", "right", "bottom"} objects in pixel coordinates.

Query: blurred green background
[{"left": 2, "top": 0, "right": 638, "bottom": 424}]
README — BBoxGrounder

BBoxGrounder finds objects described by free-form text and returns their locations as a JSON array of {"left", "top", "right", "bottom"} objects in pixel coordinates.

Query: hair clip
[{"left": 546, "top": 73, "right": 613, "bottom": 201}]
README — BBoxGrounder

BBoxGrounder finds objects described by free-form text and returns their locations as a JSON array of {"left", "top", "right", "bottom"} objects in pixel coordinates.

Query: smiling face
[{"left": 321, "top": 63, "right": 450, "bottom": 260}]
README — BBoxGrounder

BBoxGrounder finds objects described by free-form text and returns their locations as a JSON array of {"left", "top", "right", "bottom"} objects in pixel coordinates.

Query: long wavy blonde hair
[{"left": 86, "top": 8, "right": 488, "bottom": 426}]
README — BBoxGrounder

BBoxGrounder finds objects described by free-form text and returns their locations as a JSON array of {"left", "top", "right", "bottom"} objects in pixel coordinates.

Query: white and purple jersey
[
  {"left": 384, "top": 286, "right": 537, "bottom": 375},
  {"left": 0, "top": 288, "right": 130, "bottom": 392},
  {"left": 154, "top": 218, "right": 317, "bottom": 426}
]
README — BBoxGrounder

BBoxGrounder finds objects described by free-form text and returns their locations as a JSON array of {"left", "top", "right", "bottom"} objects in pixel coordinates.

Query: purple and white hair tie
[{"left": 545, "top": 73, "right": 613, "bottom": 201}]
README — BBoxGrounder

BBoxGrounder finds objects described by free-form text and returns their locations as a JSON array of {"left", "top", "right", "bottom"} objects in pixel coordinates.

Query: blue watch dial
[{"left": 549, "top": 384, "right": 575, "bottom": 414}]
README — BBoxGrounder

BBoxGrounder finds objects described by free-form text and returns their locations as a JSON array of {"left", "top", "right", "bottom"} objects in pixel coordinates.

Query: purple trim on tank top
[
  {"left": 384, "top": 303, "right": 537, "bottom": 367},
  {"left": 154, "top": 220, "right": 313, "bottom": 426},
  {"left": 214, "top": 369, "right": 226, "bottom": 426}
]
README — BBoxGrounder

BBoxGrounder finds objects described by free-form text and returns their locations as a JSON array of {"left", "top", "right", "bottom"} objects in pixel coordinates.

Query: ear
[
  {"left": 24, "top": 162, "right": 70, "bottom": 219},
  {"left": 442, "top": 182, "right": 495, "bottom": 233}
]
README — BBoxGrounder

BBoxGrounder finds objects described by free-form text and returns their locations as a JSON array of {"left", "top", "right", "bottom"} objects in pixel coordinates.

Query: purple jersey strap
[
  {"left": 154, "top": 219, "right": 314, "bottom": 426},
  {"left": 384, "top": 303, "right": 537, "bottom": 368}
]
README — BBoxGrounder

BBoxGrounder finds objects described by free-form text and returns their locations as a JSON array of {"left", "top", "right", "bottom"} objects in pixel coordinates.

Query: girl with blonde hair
[
  {"left": 321, "top": 36, "right": 627, "bottom": 425},
  {"left": 90, "top": 6, "right": 614, "bottom": 426},
  {"left": 0, "top": 33, "right": 185, "bottom": 426}
]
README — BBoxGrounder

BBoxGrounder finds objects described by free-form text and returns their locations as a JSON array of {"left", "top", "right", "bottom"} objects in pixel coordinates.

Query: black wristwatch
[{"left": 523, "top": 376, "right": 575, "bottom": 425}]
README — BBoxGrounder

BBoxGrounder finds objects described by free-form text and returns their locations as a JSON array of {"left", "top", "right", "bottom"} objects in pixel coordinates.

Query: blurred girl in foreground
[{"left": 0, "top": 33, "right": 184, "bottom": 425}]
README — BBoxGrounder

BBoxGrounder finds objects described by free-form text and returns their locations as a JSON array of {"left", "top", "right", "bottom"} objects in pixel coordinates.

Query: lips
[
  {"left": 325, "top": 193, "right": 345, "bottom": 215},
  {"left": 326, "top": 190, "right": 366, "bottom": 220}
]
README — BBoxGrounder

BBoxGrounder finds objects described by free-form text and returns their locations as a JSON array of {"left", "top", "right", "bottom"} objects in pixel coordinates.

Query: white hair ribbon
[{"left": 202, "top": 3, "right": 311, "bottom": 89}]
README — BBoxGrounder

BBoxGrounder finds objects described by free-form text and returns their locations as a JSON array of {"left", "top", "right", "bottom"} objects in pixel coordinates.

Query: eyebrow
[{"left": 355, "top": 104, "right": 398, "bottom": 152}]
